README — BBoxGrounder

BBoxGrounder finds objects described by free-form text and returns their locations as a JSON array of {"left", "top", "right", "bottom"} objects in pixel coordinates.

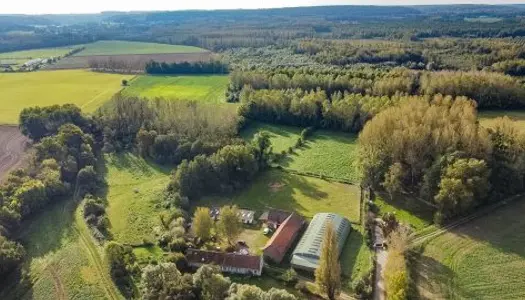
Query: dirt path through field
[
  {"left": 0, "top": 125, "right": 28, "bottom": 181},
  {"left": 74, "top": 201, "right": 122, "bottom": 300}
]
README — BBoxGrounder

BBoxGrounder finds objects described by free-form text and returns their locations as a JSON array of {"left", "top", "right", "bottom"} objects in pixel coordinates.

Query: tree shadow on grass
[
  {"left": 408, "top": 250, "right": 473, "bottom": 300},
  {"left": 0, "top": 197, "right": 79, "bottom": 300},
  {"left": 197, "top": 170, "right": 329, "bottom": 216}
]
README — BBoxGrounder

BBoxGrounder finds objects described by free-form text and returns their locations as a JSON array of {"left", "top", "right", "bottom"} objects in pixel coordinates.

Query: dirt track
[{"left": 0, "top": 126, "right": 28, "bottom": 181}]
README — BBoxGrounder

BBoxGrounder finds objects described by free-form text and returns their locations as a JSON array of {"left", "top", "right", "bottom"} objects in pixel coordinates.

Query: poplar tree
[
  {"left": 192, "top": 207, "right": 213, "bottom": 242},
  {"left": 315, "top": 221, "right": 341, "bottom": 300}
]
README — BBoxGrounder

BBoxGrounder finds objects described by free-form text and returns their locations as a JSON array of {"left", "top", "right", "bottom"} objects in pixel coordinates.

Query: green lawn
[
  {"left": 0, "top": 200, "right": 109, "bottom": 300},
  {"left": 76, "top": 41, "right": 206, "bottom": 56},
  {"left": 241, "top": 122, "right": 303, "bottom": 154},
  {"left": 0, "top": 70, "right": 133, "bottom": 124},
  {"left": 105, "top": 153, "right": 172, "bottom": 245},
  {"left": 374, "top": 194, "right": 434, "bottom": 232},
  {"left": 279, "top": 130, "right": 359, "bottom": 183},
  {"left": 411, "top": 197, "right": 525, "bottom": 299},
  {"left": 340, "top": 227, "right": 373, "bottom": 289},
  {"left": 199, "top": 170, "right": 361, "bottom": 223},
  {"left": 122, "top": 75, "right": 228, "bottom": 103},
  {"left": 478, "top": 110, "right": 525, "bottom": 130}
]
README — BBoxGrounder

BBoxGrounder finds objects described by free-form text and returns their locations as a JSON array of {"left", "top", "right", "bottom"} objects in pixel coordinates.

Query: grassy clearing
[
  {"left": 279, "top": 130, "right": 359, "bottom": 182},
  {"left": 478, "top": 110, "right": 525, "bottom": 129},
  {"left": 0, "top": 199, "right": 110, "bottom": 300},
  {"left": 241, "top": 122, "right": 303, "bottom": 154},
  {"left": 0, "top": 70, "right": 133, "bottom": 124},
  {"left": 76, "top": 41, "right": 206, "bottom": 56},
  {"left": 199, "top": 170, "right": 361, "bottom": 223},
  {"left": 374, "top": 194, "right": 434, "bottom": 232},
  {"left": 411, "top": 197, "right": 525, "bottom": 299},
  {"left": 340, "top": 228, "right": 373, "bottom": 289},
  {"left": 105, "top": 153, "right": 172, "bottom": 245},
  {"left": 122, "top": 75, "right": 228, "bottom": 103}
]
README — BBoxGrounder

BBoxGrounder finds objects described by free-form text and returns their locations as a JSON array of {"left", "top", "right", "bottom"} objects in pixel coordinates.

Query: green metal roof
[{"left": 291, "top": 213, "right": 351, "bottom": 271}]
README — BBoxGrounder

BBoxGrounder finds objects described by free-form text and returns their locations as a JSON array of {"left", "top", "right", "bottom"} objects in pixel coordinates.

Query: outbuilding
[{"left": 291, "top": 213, "right": 351, "bottom": 272}]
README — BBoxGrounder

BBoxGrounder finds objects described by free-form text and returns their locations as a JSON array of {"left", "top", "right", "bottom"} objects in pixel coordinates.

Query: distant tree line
[
  {"left": 145, "top": 60, "right": 229, "bottom": 75},
  {"left": 0, "top": 105, "right": 104, "bottom": 278},
  {"left": 230, "top": 68, "right": 525, "bottom": 109}
]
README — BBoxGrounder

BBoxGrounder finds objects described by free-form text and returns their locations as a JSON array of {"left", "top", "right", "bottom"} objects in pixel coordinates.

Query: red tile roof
[
  {"left": 186, "top": 249, "right": 262, "bottom": 271},
  {"left": 259, "top": 209, "right": 292, "bottom": 224},
  {"left": 263, "top": 213, "right": 304, "bottom": 263}
]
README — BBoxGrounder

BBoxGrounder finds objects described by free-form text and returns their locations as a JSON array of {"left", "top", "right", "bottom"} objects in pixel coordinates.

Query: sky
[{"left": 2, "top": 0, "right": 525, "bottom": 15}]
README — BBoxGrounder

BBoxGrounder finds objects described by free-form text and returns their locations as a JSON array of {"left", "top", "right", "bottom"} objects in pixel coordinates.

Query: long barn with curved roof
[{"left": 291, "top": 213, "right": 351, "bottom": 272}]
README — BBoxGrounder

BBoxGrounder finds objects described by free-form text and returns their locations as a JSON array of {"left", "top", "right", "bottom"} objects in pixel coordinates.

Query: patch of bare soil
[
  {"left": 0, "top": 125, "right": 28, "bottom": 182},
  {"left": 268, "top": 182, "right": 286, "bottom": 192}
]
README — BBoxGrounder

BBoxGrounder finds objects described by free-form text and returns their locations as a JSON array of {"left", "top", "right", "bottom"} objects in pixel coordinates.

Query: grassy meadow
[
  {"left": 199, "top": 170, "right": 361, "bottom": 223},
  {"left": 411, "top": 197, "right": 525, "bottom": 299},
  {"left": 0, "top": 46, "right": 77, "bottom": 66},
  {"left": 76, "top": 41, "right": 207, "bottom": 56},
  {"left": 279, "top": 130, "right": 360, "bottom": 182},
  {"left": 105, "top": 153, "right": 172, "bottom": 245},
  {"left": 241, "top": 122, "right": 303, "bottom": 154},
  {"left": 374, "top": 194, "right": 434, "bottom": 232},
  {"left": 0, "top": 199, "right": 116, "bottom": 300},
  {"left": 122, "top": 75, "right": 228, "bottom": 103},
  {"left": 340, "top": 228, "right": 373, "bottom": 289},
  {"left": 0, "top": 70, "right": 133, "bottom": 124},
  {"left": 478, "top": 110, "right": 525, "bottom": 129}
]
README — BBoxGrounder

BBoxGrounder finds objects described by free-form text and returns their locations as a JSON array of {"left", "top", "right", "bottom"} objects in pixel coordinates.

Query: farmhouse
[
  {"left": 291, "top": 213, "right": 351, "bottom": 272},
  {"left": 186, "top": 249, "right": 263, "bottom": 276},
  {"left": 262, "top": 213, "right": 305, "bottom": 263},
  {"left": 259, "top": 208, "right": 292, "bottom": 228}
]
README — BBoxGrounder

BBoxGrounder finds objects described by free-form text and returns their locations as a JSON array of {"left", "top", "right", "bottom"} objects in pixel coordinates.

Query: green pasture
[
  {"left": 241, "top": 122, "right": 303, "bottom": 154},
  {"left": 374, "top": 194, "right": 434, "bottom": 232},
  {"left": 279, "top": 130, "right": 359, "bottom": 182},
  {"left": 0, "top": 199, "right": 111, "bottom": 300},
  {"left": 340, "top": 227, "right": 373, "bottom": 289},
  {"left": 0, "top": 46, "right": 76, "bottom": 61},
  {"left": 105, "top": 153, "right": 172, "bottom": 245},
  {"left": 122, "top": 75, "right": 228, "bottom": 103},
  {"left": 411, "top": 197, "right": 525, "bottom": 299},
  {"left": 76, "top": 40, "right": 207, "bottom": 56},
  {"left": 199, "top": 170, "right": 361, "bottom": 223},
  {"left": 0, "top": 70, "right": 133, "bottom": 124}
]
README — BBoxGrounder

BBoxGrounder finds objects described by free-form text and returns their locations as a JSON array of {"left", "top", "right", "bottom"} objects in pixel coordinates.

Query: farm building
[
  {"left": 291, "top": 213, "right": 351, "bottom": 272},
  {"left": 186, "top": 249, "right": 263, "bottom": 276},
  {"left": 262, "top": 213, "right": 305, "bottom": 263},
  {"left": 259, "top": 208, "right": 292, "bottom": 228},
  {"left": 209, "top": 207, "right": 255, "bottom": 224}
]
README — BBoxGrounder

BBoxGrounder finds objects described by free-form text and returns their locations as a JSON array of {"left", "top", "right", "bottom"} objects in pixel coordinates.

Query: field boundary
[{"left": 411, "top": 193, "right": 525, "bottom": 246}]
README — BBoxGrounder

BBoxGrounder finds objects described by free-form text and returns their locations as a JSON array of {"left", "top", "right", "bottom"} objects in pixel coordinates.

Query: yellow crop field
[{"left": 0, "top": 70, "right": 133, "bottom": 124}]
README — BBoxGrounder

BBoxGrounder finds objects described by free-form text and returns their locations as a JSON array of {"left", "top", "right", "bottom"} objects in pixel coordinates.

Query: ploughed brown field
[
  {"left": 46, "top": 52, "right": 212, "bottom": 71},
  {"left": 0, "top": 126, "right": 28, "bottom": 181}
]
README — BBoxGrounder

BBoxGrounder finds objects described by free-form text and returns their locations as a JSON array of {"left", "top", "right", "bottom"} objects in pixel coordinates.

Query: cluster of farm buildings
[{"left": 185, "top": 208, "right": 352, "bottom": 276}]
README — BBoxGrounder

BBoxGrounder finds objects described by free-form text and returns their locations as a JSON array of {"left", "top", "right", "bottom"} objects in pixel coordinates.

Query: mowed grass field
[
  {"left": 280, "top": 130, "right": 359, "bottom": 182},
  {"left": 478, "top": 110, "right": 525, "bottom": 129},
  {"left": 105, "top": 153, "right": 172, "bottom": 245},
  {"left": 0, "top": 70, "right": 133, "bottom": 124},
  {"left": 411, "top": 198, "right": 525, "bottom": 299},
  {"left": 199, "top": 170, "right": 361, "bottom": 223},
  {"left": 0, "top": 200, "right": 111, "bottom": 300},
  {"left": 241, "top": 122, "right": 303, "bottom": 154},
  {"left": 75, "top": 40, "right": 207, "bottom": 56},
  {"left": 122, "top": 75, "right": 228, "bottom": 103}
]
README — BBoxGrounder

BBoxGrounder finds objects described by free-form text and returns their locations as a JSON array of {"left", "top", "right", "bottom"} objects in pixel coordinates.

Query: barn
[{"left": 290, "top": 213, "right": 351, "bottom": 272}]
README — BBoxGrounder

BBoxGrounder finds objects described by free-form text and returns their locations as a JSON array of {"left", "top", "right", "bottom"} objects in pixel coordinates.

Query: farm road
[{"left": 0, "top": 125, "right": 28, "bottom": 181}]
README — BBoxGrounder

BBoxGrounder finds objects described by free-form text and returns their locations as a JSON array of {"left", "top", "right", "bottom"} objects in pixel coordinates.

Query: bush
[{"left": 280, "top": 268, "right": 298, "bottom": 286}]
